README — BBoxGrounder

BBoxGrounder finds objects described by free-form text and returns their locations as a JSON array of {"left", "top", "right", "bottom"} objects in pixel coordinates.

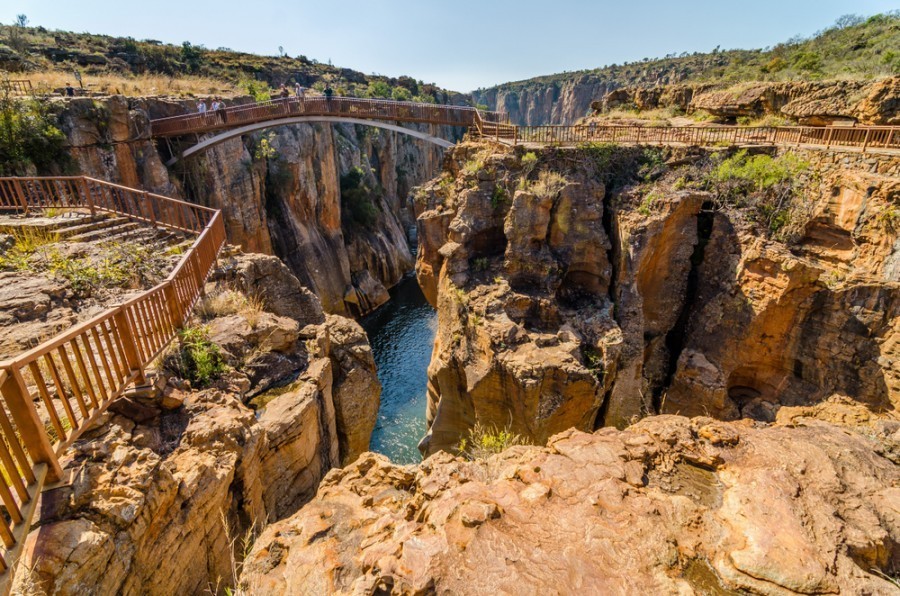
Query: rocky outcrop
[
  {"left": 473, "top": 74, "right": 617, "bottom": 125},
  {"left": 415, "top": 145, "right": 624, "bottom": 455},
  {"left": 597, "top": 77, "right": 900, "bottom": 125},
  {"left": 243, "top": 416, "right": 900, "bottom": 595},
  {"left": 664, "top": 149, "right": 900, "bottom": 420},
  {"left": 416, "top": 142, "right": 900, "bottom": 453},
  {"left": 12, "top": 253, "right": 381, "bottom": 594},
  {"left": 55, "top": 95, "right": 449, "bottom": 316}
]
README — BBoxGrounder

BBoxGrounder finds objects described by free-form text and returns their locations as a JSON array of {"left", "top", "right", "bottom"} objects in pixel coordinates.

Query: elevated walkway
[{"left": 0, "top": 177, "right": 225, "bottom": 592}]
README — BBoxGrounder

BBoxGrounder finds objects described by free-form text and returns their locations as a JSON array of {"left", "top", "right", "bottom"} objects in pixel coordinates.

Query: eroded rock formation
[{"left": 243, "top": 415, "right": 900, "bottom": 594}]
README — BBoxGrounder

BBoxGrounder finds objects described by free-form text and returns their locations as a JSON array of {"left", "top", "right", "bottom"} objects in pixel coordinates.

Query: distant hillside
[
  {"left": 0, "top": 22, "right": 460, "bottom": 102},
  {"left": 473, "top": 12, "right": 900, "bottom": 125}
]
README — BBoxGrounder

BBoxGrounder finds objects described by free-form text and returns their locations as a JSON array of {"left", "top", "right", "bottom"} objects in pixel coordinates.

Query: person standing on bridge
[
  {"left": 324, "top": 84, "right": 334, "bottom": 105},
  {"left": 197, "top": 99, "right": 208, "bottom": 114},
  {"left": 213, "top": 97, "right": 227, "bottom": 124}
]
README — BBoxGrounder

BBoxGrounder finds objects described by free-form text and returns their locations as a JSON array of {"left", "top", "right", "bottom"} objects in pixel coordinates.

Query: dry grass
[
  {"left": 24, "top": 70, "right": 239, "bottom": 98},
  {"left": 195, "top": 289, "right": 265, "bottom": 327},
  {"left": 209, "top": 510, "right": 261, "bottom": 596},
  {"left": 527, "top": 170, "right": 569, "bottom": 199}
]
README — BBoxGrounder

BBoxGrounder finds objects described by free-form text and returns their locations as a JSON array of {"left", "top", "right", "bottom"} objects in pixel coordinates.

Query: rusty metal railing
[
  {"left": 472, "top": 122, "right": 900, "bottom": 153},
  {"left": 150, "top": 95, "right": 508, "bottom": 137},
  {"left": 0, "top": 177, "right": 226, "bottom": 591}
]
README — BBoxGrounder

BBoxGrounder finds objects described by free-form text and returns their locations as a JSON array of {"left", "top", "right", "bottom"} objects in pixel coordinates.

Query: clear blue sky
[{"left": 8, "top": 0, "right": 900, "bottom": 91}]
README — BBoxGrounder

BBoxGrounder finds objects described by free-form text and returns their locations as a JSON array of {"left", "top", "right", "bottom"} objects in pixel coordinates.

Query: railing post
[
  {"left": 81, "top": 177, "right": 95, "bottom": 216},
  {"left": 11, "top": 179, "right": 28, "bottom": 214},
  {"left": 862, "top": 128, "right": 871, "bottom": 153},
  {"left": 163, "top": 281, "right": 184, "bottom": 329},
  {"left": 112, "top": 310, "right": 146, "bottom": 386},
  {"left": 1, "top": 368, "right": 64, "bottom": 483},
  {"left": 825, "top": 127, "right": 833, "bottom": 149}
]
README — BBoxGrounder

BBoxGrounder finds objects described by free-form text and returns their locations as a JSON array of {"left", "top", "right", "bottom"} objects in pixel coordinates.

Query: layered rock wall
[{"left": 475, "top": 76, "right": 900, "bottom": 125}]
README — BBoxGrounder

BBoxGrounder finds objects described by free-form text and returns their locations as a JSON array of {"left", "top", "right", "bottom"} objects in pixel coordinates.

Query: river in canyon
[{"left": 361, "top": 272, "right": 436, "bottom": 464}]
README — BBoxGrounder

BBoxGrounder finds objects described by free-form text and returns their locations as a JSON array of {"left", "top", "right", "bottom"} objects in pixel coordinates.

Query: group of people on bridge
[{"left": 196, "top": 81, "right": 336, "bottom": 117}]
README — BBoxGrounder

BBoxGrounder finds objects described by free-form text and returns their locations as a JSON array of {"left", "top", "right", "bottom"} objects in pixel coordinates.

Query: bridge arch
[{"left": 167, "top": 116, "right": 454, "bottom": 164}]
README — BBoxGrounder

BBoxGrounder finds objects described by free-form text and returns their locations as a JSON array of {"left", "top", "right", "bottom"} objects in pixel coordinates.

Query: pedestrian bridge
[{"left": 150, "top": 96, "right": 507, "bottom": 163}]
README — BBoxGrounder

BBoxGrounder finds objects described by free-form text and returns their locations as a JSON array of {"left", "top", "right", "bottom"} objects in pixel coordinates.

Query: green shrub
[
  {"left": 391, "top": 86, "right": 412, "bottom": 101},
  {"left": 491, "top": 183, "right": 508, "bottom": 208},
  {"left": 0, "top": 93, "right": 70, "bottom": 176},
  {"left": 581, "top": 345, "right": 606, "bottom": 382},
  {"left": 705, "top": 150, "right": 811, "bottom": 239},
  {"left": 366, "top": 81, "right": 392, "bottom": 98},
  {"left": 340, "top": 166, "right": 380, "bottom": 229},
  {"left": 457, "top": 422, "right": 531, "bottom": 461},
  {"left": 164, "top": 325, "right": 226, "bottom": 387}
]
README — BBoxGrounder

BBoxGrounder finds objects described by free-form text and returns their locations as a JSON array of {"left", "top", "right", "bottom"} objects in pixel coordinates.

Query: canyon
[{"left": 3, "top": 25, "right": 900, "bottom": 591}]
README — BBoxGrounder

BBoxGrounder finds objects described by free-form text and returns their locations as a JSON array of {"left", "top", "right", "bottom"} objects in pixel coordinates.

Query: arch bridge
[{"left": 150, "top": 96, "right": 508, "bottom": 163}]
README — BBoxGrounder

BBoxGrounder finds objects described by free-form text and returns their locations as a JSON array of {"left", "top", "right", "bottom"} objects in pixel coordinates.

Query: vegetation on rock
[{"left": 0, "top": 90, "right": 69, "bottom": 175}]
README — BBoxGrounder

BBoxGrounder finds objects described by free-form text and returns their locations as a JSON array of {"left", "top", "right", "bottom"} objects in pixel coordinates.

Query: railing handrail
[
  {"left": 471, "top": 122, "right": 900, "bottom": 153},
  {"left": 0, "top": 176, "right": 225, "bottom": 589}
]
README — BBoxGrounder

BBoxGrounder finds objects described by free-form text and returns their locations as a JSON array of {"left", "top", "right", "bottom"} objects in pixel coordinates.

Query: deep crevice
[{"left": 653, "top": 204, "right": 715, "bottom": 412}]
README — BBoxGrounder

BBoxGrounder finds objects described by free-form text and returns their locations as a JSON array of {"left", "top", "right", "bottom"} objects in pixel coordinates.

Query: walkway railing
[
  {"left": 1, "top": 80, "right": 32, "bottom": 96},
  {"left": 150, "top": 95, "right": 508, "bottom": 137},
  {"left": 0, "top": 177, "right": 225, "bottom": 590},
  {"left": 472, "top": 122, "right": 900, "bottom": 152}
]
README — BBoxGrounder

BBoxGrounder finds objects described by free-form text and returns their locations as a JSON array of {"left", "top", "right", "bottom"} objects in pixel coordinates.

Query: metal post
[
  {"left": 862, "top": 128, "right": 871, "bottom": 153},
  {"left": 11, "top": 179, "right": 28, "bottom": 214}
]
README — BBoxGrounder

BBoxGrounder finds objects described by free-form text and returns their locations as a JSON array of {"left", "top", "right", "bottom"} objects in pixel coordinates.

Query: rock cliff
[
  {"left": 476, "top": 76, "right": 900, "bottom": 126},
  {"left": 415, "top": 142, "right": 900, "bottom": 453},
  {"left": 55, "top": 95, "right": 450, "bottom": 316},
  {"left": 598, "top": 77, "right": 900, "bottom": 125},
  {"left": 12, "top": 253, "right": 381, "bottom": 594},
  {"left": 243, "top": 415, "right": 900, "bottom": 594}
]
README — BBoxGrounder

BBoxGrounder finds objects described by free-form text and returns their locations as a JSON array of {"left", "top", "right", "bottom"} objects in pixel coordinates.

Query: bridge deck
[{"left": 151, "top": 96, "right": 504, "bottom": 137}]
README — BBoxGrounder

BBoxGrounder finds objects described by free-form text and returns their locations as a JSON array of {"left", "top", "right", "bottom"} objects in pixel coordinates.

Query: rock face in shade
[
  {"left": 11, "top": 253, "right": 380, "bottom": 595},
  {"left": 55, "top": 95, "right": 449, "bottom": 316},
  {"left": 242, "top": 415, "right": 900, "bottom": 595}
]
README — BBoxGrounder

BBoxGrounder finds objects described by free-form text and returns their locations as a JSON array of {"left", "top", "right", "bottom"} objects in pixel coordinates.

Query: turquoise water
[{"left": 361, "top": 273, "right": 436, "bottom": 464}]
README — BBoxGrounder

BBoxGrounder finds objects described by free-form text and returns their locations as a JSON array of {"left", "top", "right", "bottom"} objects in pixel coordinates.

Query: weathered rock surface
[
  {"left": 665, "top": 148, "right": 900, "bottom": 420},
  {"left": 12, "top": 253, "right": 381, "bottom": 595},
  {"left": 243, "top": 416, "right": 900, "bottom": 595}
]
